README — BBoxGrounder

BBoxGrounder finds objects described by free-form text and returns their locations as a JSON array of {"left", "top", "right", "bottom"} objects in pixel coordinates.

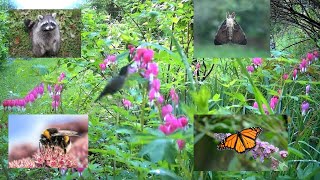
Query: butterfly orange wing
[{"left": 217, "top": 127, "right": 262, "bottom": 153}]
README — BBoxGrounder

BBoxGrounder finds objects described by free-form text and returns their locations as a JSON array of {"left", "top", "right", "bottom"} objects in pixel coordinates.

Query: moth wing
[
  {"left": 214, "top": 20, "right": 228, "bottom": 45},
  {"left": 232, "top": 21, "right": 247, "bottom": 45}
]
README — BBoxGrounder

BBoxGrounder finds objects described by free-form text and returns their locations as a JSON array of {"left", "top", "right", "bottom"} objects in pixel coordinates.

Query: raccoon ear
[
  {"left": 38, "top": 15, "right": 43, "bottom": 20},
  {"left": 52, "top": 13, "right": 56, "bottom": 18}
]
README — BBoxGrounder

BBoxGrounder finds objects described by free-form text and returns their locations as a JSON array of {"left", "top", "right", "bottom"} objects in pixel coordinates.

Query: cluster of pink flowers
[
  {"left": 34, "top": 148, "right": 77, "bottom": 168},
  {"left": 290, "top": 51, "right": 317, "bottom": 116},
  {"left": 293, "top": 50, "right": 318, "bottom": 80},
  {"left": 300, "top": 84, "right": 311, "bottom": 116},
  {"left": 9, "top": 157, "right": 36, "bottom": 168},
  {"left": 251, "top": 139, "right": 288, "bottom": 170},
  {"left": 48, "top": 72, "right": 65, "bottom": 111},
  {"left": 159, "top": 104, "right": 188, "bottom": 150},
  {"left": 9, "top": 148, "right": 78, "bottom": 168},
  {"left": 130, "top": 47, "right": 164, "bottom": 104},
  {"left": 252, "top": 95, "right": 279, "bottom": 114},
  {"left": 215, "top": 133, "right": 287, "bottom": 170},
  {"left": 99, "top": 55, "right": 117, "bottom": 72},
  {"left": 246, "top": 58, "right": 263, "bottom": 74},
  {"left": 252, "top": 57, "right": 263, "bottom": 68},
  {"left": 127, "top": 46, "right": 188, "bottom": 150},
  {"left": 2, "top": 83, "right": 44, "bottom": 112}
]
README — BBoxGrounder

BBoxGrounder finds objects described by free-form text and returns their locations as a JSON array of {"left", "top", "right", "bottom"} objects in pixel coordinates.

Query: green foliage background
[{"left": 0, "top": 0, "right": 319, "bottom": 179}]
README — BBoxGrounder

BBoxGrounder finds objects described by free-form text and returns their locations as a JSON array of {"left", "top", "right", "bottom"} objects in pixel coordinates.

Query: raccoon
[{"left": 24, "top": 13, "right": 61, "bottom": 57}]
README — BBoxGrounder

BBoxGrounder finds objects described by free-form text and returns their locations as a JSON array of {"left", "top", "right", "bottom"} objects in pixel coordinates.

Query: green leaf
[
  {"left": 139, "top": 139, "right": 177, "bottom": 163},
  {"left": 212, "top": 93, "right": 221, "bottom": 102},
  {"left": 288, "top": 147, "right": 304, "bottom": 158},
  {"left": 221, "top": 79, "right": 237, "bottom": 88},
  {"left": 31, "top": 65, "right": 49, "bottom": 75},
  {"left": 192, "top": 86, "right": 211, "bottom": 113}
]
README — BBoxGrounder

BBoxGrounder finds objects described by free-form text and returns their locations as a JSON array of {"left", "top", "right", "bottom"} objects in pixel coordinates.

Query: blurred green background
[{"left": 194, "top": 0, "right": 270, "bottom": 58}]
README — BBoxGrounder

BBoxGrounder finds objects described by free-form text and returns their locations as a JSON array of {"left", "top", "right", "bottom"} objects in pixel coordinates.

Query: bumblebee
[{"left": 39, "top": 128, "right": 79, "bottom": 154}]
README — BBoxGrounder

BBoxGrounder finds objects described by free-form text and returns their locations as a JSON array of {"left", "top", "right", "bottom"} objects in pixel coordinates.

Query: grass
[
  {"left": 194, "top": 42, "right": 270, "bottom": 58},
  {"left": 0, "top": 59, "right": 56, "bottom": 103}
]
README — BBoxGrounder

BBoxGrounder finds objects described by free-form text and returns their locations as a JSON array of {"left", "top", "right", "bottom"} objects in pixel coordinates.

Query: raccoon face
[{"left": 38, "top": 13, "right": 58, "bottom": 31}]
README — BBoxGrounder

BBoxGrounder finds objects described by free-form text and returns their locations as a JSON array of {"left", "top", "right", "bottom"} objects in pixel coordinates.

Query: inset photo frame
[
  {"left": 8, "top": 9, "right": 81, "bottom": 58},
  {"left": 8, "top": 114, "right": 88, "bottom": 168},
  {"left": 194, "top": 0, "right": 270, "bottom": 58},
  {"left": 194, "top": 115, "right": 288, "bottom": 171}
]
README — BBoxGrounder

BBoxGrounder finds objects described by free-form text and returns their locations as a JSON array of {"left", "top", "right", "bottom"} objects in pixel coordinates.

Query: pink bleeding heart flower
[
  {"left": 107, "top": 55, "right": 117, "bottom": 63},
  {"left": 134, "top": 48, "right": 147, "bottom": 62},
  {"left": 170, "top": 88, "right": 179, "bottom": 105},
  {"left": 306, "top": 52, "right": 314, "bottom": 63},
  {"left": 58, "top": 72, "right": 66, "bottom": 82},
  {"left": 270, "top": 96, "right": 278, "bottom": 110},
  {"left": 282, "top": 74, "right": 288, "bottom": 80},
  {"left": 144, "top": 63, "right": 159, "bottom": 82},
  {"left": 177, "top": 139, "right": 186, "bottom": 150},
  {"left": 53, "top": 95, "right": 60, "bottom": 102},
  {"left": 77, "top": 167, "right": 85, "bottom": 177},
  {"left": 247, "top": 65, "right": 254, "bottom": 74},
  {"left": 253, "top": 102, "right": 258, "bottom": 109},
  {"left": 161, "top": 104, "right": 173, "bottom": 118},
  {"left": 122, "top": 99, "right": 132, "bottom": 109},
  {"left": 52, "top": 101, "right": 59, "bottom": 110},
  {"left": 300, "top": 59, "right": 307, "bottom": 72},
  {"left": 157, "top": 94, "right": 164, "bottom": 104},
  {"left": 263, "top": 104, "right": 269, "bottom": 115},
  {"left": 292, "top": 69, "right": 298, "bottom": 80},
  {"left": 99, "top": 63, "right": 106, "bottom": 72},
  {"left": 148, "top": 88, "right": 157, "bottom": 102},
  {"left": 142, "top": 49, "right": 154, "bottom": 64},
  {"left": 28, "top": 94, "right": 35, "bottom": 103},
  {"left": 151, "top": 79, "right": 161, "bottom": 91},
  {"left": 159, "top": 124, "right": 175, "bottom": 135},
  {"left": 37, "top": 86, "right": 44, "bottom": 96},
  {"left": 2, "top": 100, "right": 8, "bottom": 110},
  {"left": 252, "top": 58, "right": 263, "bottom": 67},
  {"left": 178, "top": 116, "right": 188, "bottom": 128}
]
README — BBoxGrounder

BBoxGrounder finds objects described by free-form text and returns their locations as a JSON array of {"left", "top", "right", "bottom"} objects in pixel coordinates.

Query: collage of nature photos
[{"left": 0, "top": 0, "right": 319, "bottom": 179}]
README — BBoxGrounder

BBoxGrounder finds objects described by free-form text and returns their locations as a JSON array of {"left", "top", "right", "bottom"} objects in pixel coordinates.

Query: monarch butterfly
[{"left": 217, "top": 127, "right": 262, "bottom": 153}]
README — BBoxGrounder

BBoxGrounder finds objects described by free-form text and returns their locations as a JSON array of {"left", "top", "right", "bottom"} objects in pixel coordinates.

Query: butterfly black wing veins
[{"left": 217, "top": 127, "right": 262, "bottom": 153}]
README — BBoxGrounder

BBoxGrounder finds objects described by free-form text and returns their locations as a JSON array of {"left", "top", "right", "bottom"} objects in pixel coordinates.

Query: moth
[{"left": 214, "top": 12, "right": 247, "bottom": 45}]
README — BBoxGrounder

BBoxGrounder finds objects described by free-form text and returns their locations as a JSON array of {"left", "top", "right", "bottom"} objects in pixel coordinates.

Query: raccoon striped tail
[{"left": 24, "top": 19, "right": 35, "bottom": 33}]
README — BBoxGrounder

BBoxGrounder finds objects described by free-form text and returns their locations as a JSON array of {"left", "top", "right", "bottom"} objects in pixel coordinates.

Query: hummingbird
[{"left": 95, "top": 64, "right": 130, "bottom": 102}]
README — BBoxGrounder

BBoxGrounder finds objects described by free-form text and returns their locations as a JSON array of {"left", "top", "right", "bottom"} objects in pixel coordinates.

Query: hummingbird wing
[{"left": 94, "top": 76, "right": 126, "bottom": 102}]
